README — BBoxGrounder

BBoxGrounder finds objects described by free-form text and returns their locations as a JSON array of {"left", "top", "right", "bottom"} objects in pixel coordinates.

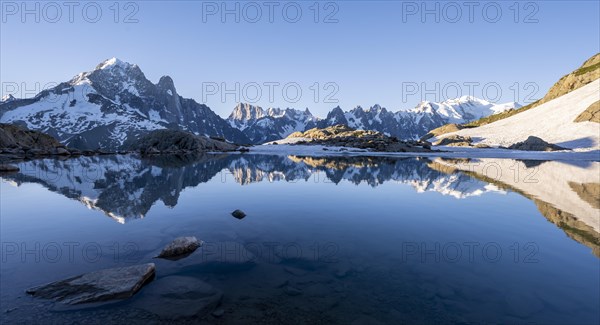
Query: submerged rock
[
  {"left": 26, "top": 263, "right": 155, "bottom": 305},
  {"left": 507, "top": 136, "right": 568, "bottom": 151},
  {"left": 157, "top": 236, "right": 202, "bottom": 260},
  {"left": 133, "top": 275, "right": 223, "bottom": 319},
  {"left": 231, "top": 209, "right": 247, "bottom": 219}
]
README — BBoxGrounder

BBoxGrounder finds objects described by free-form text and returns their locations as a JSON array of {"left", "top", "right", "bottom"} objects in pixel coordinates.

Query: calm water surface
[{"left": 1, "top": 154, "right": 598, "bottom": 324}]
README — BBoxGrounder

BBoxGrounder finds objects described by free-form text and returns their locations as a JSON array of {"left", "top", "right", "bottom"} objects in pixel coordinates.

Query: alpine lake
[{"left": 1, "top": 153, "right": 598, "bottom": 324}]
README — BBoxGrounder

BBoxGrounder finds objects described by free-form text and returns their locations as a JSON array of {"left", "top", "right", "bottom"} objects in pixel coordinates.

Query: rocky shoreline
[{"left": 0, "top": 125, "right": 250, "bottom": 166}]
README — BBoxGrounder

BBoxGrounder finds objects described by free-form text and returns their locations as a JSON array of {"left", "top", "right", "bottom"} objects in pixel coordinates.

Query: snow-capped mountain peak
[
  {"left": 227, "top": 103, "right": 319, "bottom": 143},
  {"left": 95, "top": 57, "right": 134, "bottom": 71},
  {"left": 0, "top": 58, "right": 249, "bottom": 149},
  {"left": 1, "top": 94, "right": 16, "bottom": 103},
  {"left": 409, "top": 96, "right": 519, "bottom": 124}
]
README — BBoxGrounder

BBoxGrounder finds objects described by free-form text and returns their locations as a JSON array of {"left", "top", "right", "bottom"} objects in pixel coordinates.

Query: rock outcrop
[
  {"left": 129, "top": 129, "right": 238, "bottom": 154},
  {"left": 507, "top": 136, "right": 568, "bottom": 151},
  {"left": 0, "top": 123, "right": 62, "bottom": 149},
  {"left": 0, "top": 123, "right": 83, "bottom": 161},
  {"left": 286, "top": 125, "right": 434, "bottom": 152},
  {"left": 433, "top": 135, "right": 473, "bottom": 147},
  {"left": 539, "top": 53, "right": 600, "bottom": 107},
  {"left": 26, "top": 263, "right": 155, "bottom": 305},
  {"left": 0, "top": 164, "right": 19, "bottom": 172},
  {"left": 421, "top": 123, "right": 465, "bottom": 141},
  {"left": 574, "top": 100, "right": 600, "bottom": 123}
]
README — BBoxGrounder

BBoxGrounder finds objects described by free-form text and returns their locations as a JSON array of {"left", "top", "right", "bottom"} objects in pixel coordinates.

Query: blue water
[{"left": 1, "top": 154, "right": 598, "bottom": 324}]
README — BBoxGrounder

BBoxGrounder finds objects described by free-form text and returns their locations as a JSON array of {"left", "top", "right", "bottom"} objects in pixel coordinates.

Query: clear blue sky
[{"left": 1, "top": 1, "right": 599, "bottom": 118}]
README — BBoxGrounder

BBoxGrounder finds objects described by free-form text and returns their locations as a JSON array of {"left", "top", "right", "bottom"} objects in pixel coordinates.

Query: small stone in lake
[
  {"left": 157, "top": 236, "right": 202, "bottom": 260},
  {"left": 0, "top": 164, "right": 19, "bottom": 173},
  {"left": 231, "top": 209, "right": 246, "bottom": 219}
]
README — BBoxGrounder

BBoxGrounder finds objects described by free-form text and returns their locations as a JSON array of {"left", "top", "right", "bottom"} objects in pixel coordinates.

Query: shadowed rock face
[
  {"left": 0, "top": 123, "right": 62, "bottom": 149},
  {"left": 26, "top": 263, "right": 155, "bottom": 305}
]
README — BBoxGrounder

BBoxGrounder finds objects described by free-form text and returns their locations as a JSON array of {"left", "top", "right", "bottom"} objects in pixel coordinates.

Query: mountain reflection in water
[{"left": 2, "top": 154, "right": 599, "bottom": 256}]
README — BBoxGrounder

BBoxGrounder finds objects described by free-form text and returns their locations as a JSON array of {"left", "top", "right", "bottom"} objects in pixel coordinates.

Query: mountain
[
  {"left": 227, "top": 103, "right": 318, "bottom": 143},
  {"left": 431, "top": 79, "right": 600, "bottom": 150},
  {"left": 0, "top": 58, "right": 250, "bottom": 150},
  {"left": 0, "top": 57, "right": 519, "bottom": 148},
  {"left": 229, "top": 98, "right": 518, "bottom": 144}
]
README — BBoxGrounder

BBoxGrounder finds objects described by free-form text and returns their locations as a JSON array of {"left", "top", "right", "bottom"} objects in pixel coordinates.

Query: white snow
[
  {"left": 434, "top": 79, "right": 600, "bottom": 151},
  {"left": 1, "top": 94, "right": 17, "bottom": 102},
  {"left": 409, "top": 96, "right": 519, "bottom": 124},
  {"left": 250, "top": 143, "right": 600, "bottom": 161},
  {"left": 98, "top": 57, "right": 129, "bottom": 70}
]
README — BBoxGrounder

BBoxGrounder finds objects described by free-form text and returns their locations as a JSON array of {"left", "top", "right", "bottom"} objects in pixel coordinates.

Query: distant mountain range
[
  {"left": 0, "top": 58, "right": 520, "bottom": 148},
  {"left": 227, "top": 103, "right": 319, "bottom": 144},
  {"left": 226, "top": 96, "right": 519, "bottom": 143}
]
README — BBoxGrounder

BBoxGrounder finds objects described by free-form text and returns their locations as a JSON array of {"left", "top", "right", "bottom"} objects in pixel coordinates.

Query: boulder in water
[
  {"left": 157, "top": 236, "right": 202, "bottom": 260},
  {"left": 26, "top": 263, "right": 155, "bottom": 305}
]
